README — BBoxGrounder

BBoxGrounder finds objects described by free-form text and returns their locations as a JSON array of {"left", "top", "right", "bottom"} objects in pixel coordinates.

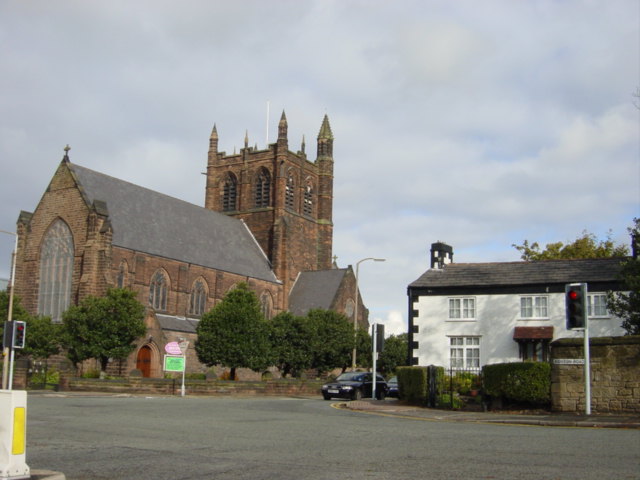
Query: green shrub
[
  {"left": 396, "top": 366, "right": 427, "bottom": 404},
  {"left": 29, "top": 367, "right": 60, "bottom": 386},
  {"left": 436, "top": 393, "right": 464, "bottom": 409},
  {"left": 185, "top": 373, "right": 206, "bottom": 380},
  {"left": 482, "top": 362, "right": 551, "bottom": 404},
  {"left": 82, "top": 369, "right": 101, "bottom": 379},
  {"left": 450, "top": 372, "right": 479, "bottom": 395}
]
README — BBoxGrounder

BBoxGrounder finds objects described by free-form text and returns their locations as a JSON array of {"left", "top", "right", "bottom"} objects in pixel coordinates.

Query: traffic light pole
[{"left": 583, "top": 297, "right": 591, "bottom": 415}]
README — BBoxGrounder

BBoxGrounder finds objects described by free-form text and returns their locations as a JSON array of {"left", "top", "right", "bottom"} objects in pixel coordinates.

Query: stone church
[{"left": 13, "top": 113, "right": 368, "bottom": 378}]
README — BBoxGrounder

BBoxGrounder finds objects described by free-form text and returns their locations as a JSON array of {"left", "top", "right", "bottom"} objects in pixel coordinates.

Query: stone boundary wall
[
  {"left": 550, "top": 335, "right": 640, "bottom": 413},
  {"left": 59, "top": 377, "right": 324, "bottom": 397}
]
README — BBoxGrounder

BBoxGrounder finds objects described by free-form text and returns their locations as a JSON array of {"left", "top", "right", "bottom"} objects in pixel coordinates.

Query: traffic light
[
  {"left": 565, "top": 283, "right": 587, "bottom": 330},
  {"left": 12, "top": 321, "right": 26, "bottom": 349}
]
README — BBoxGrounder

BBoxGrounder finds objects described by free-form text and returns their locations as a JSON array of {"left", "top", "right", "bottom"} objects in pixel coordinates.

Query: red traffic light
[{"left": 568, "top": 290, "right": 579, "bottom": 301}]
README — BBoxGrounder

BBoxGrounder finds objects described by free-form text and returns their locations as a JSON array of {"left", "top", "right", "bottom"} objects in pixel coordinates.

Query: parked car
[
  {"left": 321, "top": 372, "right": 388, "bottom": 401},
  {"left": 387, "top": 376, "right": 399, "bottom": 398}
]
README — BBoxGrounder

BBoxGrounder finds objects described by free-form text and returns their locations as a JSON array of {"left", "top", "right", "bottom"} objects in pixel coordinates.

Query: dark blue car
[{"left": 322, "top": 372, "right": 388, "bottom": 401}]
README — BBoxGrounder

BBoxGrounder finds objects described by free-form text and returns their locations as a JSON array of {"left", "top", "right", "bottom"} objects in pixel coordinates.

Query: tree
[
  {"left": 607, "top": 218, "right": 640, "bottom": 335},
  {"left": 62, "top": 288, "right": 146, "bottom": 374},
  {"left": 513, "top": 231, "right": 628, "bottom": 261},
  {"left": 378, "top": 333, "right": 408, "bottom": 375},
  {"left": 195, "top": 283, "right": 272, "bottom": 380},
  {"left": 23, "top": 315, "right": 62, "bottom": 360},
  {"left": 306, "top": 309, "right": 354, "bottom": 375},
  {"left": 268, "top": 311, "right": 313, "bottom": 377},
  {"left": 355, "top": 327, "right": 372, "bottom": 369}
]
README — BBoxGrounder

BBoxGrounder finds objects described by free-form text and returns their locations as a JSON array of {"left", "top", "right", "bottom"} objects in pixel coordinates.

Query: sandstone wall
[{"left": 550, "top": 336, "right": 640, "bottom": 413}]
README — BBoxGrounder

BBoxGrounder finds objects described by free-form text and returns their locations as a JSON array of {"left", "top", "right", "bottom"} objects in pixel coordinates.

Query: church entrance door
[{"left": 136, "top": 345, "right": 152, "bottom": 377}]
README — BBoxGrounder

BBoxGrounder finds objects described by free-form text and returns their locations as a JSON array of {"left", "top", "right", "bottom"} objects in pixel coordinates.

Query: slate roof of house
[
  {"left": 67, "top": 162, "right": 279, "bottom": 284},
  {"left": 409, "top": 257, "right": 625, "bottom": 290},
  {"left": 288, "top": 269, "right": 348, "bottom": 316}
]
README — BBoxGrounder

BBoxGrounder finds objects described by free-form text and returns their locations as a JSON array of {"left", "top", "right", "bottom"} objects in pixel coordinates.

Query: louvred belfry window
[
  {"left": 38, "top": 219, "right": 74, "bottom": 323},
  {"left": 285, "top": 174, "right": 295, "bottom": 210},
  {"left": 303, "top": 183, "right": 313, "bottom": 216},
  {"left": 255, "top": 169, "right": 271, "bottom": 208},
  {"left": 223, "top": 174, "right": 237, "bottom": 211}
]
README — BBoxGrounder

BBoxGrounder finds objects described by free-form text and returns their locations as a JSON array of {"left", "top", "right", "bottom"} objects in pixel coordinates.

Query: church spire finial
[
  {"left": 63, "top": 144, "right": 71, "bottom": 162},
  {"left": 278, "top": 110, "right": 288, "bottom": 144}
]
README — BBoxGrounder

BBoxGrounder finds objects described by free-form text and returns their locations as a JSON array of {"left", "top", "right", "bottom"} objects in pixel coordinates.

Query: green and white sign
[{"left": 164, "top": 355, "right": 186, "bottom": 372}]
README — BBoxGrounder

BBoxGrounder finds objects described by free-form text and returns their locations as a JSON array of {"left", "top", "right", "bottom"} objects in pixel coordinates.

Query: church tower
[{"left": 204, "top": 113, "right": 334, "bottom": 309}]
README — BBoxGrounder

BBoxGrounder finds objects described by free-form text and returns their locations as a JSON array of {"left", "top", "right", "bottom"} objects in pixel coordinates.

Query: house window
[
  {"left": 222, "top": 173, "right": 237, "bottom": 211},
  {"left": 189, "top": 280, "right": 207, "bottom": 316},
  {"left": 303, "top": 182, "right": 313, "bottom": 216},
  {"left": 254, "top": 169, "right": 271, "bottom": 208},
  {"left": 149, "top": 271, "right": 168, "bottom": 311},
  {"left": 38, "top": 219, "right": 74, "bottom": 323},
  {"left": 588, "top": 294, "right": 609, "bottom": 317},
  {"left": 285, "top": 174, "right": 295, "bottom": 210},
  {"left": 520, "top": 296, "right": 548, "bottom": 318},
  {"left": 449, "top": 298, "right": 475, "bottom": 319},
  {"left": 518, "top": 340, "right": 550, "bottom": 362},
  {"left": 450, "top": 337, "right": 480, "bottom": 369}
]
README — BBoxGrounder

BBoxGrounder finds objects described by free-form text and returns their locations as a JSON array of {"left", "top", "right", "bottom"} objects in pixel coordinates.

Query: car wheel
[
  {"left": 322, "top": 393, "right": 331, "bottom": 400},
  {"left": 376, "top": 389, "right": 386, "bottom": 401},
  {"left": 352, "top": 389, "right": 362, "bottom": 401}
]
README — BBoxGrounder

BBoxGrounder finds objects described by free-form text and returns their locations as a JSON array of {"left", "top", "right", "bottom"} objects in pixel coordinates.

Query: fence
[{"left": 437, "top": 366, "right": 482, "bottom": 410}]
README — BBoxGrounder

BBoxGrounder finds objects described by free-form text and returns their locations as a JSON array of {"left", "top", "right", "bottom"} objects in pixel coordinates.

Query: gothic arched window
[
  {"left": 38, "top": 219, "right": 74, "bottom": 322},
  {"left": 285, "top": 173, "right": 295, "bottom": 210},
  {"left": 222, "top": 173, "right": 238, "bottom": 212},
  {"left": 254, "top": 168, "right": 271, "bottom": 208},
  {"left": 303, "top": 181, "right": 314, "bottom": 216},
  {"left": 189, "top": 279, "right": 207, "bottom": 317},
  {"left": 260, "top": 291, "right": 273, "bottom": 320},
  {"left": 117, "top": 261, "right": 128, "bottom": 289},
  {"left": 149, "top": 270, "right": 168, "bottom": 311}
]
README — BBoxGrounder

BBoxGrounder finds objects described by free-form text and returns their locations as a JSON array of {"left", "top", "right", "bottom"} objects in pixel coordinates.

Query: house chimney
[{"left": 430, "top": 242, "right": 453, "bottom": 269}]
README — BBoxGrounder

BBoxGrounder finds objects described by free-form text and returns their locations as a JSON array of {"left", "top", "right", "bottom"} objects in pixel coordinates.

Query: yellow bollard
[{"left": 0, "top": 390, "right": 30, "bottom": 479}]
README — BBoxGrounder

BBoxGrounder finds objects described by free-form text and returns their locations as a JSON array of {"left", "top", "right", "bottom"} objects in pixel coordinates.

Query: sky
[{"left": 1, "top": 0, "right": 638, "bottom": 336}]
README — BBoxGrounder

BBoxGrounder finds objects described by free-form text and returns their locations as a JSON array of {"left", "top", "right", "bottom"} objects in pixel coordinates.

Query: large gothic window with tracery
[
  {"left": 254, "top": 169, "right": 271, "bottom": 208},
  {"left": 189, "top": 279, "right": 207, "bottom": 317},
  {"left": 285, "top": 174, "right": 295, "bottom": 210},
  {"left": 149, "top": 270, "right": 168, "bottom": 311},
  {"left": 38, "top": 219, "right": 74, "bottom": 322},
  {"left": 222, "top": 173, "right": 238, "bottom": 211}
]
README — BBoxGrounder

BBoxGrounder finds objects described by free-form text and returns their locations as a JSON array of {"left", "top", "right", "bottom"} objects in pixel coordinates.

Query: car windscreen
[{"left": 336, "top": 372, "right": 362, "bottom": 382}]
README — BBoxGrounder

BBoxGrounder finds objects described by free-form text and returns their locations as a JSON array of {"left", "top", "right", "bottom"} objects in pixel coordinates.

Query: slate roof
[
  {"left": 409, "top": 257, "right": 625, "bottom": 290},
  {"left": 156, "top": 314, "right": 199, "bottom": 334},
  {"left": 68, "top": 162, "right": 279, "bottom": 284},
  {"left": 288, "top": 269, "right": 348, "bottom": 316}
]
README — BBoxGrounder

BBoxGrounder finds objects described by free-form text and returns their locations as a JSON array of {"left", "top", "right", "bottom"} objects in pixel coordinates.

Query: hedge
[{"left": 482, "top": 362, "right": 551, "bottom": 404}]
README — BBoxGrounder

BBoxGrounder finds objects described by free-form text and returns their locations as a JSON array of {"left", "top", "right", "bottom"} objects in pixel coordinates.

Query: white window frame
[
  {"left": 588, "top": 294, "right": 609, "bottom": 318},
  {"left": 448, "top": 297, "right": 476, "bottom": 320},
  {"left": 449, "top": 336, "right": 480, "bottom": 369},
  {"left": 520, "top": 295, "right": 548, "bottom": 319}
]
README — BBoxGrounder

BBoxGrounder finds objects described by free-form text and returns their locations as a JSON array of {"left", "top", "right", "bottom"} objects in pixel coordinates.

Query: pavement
[{"left": 341, "top": 398, "right": 640, "bottom": 429}]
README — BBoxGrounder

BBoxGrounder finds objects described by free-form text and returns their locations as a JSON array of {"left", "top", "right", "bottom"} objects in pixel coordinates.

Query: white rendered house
[{"left": 407, "top": 243, "right": 627, "bottom": 369}]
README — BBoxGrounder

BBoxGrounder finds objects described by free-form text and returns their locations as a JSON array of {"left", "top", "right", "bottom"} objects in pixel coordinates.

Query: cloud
[{"left": 0, "top": 0, "right": 637, "bottom": 337}]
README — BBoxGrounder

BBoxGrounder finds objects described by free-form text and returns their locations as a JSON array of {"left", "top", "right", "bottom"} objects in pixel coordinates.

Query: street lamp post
[
  {"left": 351, "top": 257, "right": 385, "bottom": 370},
  {"left": 1, "top": 230, "right": 18, "bottom": 390}
]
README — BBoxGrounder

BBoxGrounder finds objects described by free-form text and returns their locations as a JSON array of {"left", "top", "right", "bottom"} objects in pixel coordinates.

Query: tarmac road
[{"left": 26, "top": 394, "right": 640, "bottom": 480}]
